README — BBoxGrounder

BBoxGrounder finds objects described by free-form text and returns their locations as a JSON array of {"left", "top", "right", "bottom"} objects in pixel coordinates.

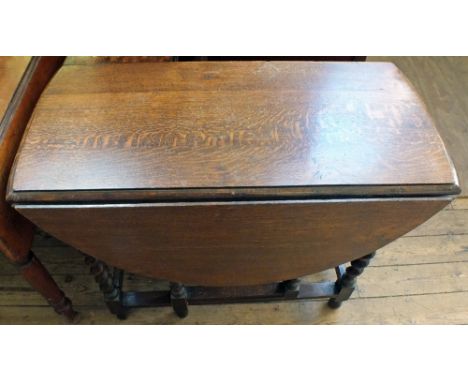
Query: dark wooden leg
[
  {"left": 282, "top": 278, "right": 301, "bottom": 298},
  {"left": 84, "top": 256, "right": 127, "bottom": 320},
  {"left": 170, "top": 282, "right": 189, "bottom": 318},
  {"left": 328, "top": 252, "right": 375, "bottom": 309},
  {"left": 17, "top": 251, "right": 79, "bottom": 323}
]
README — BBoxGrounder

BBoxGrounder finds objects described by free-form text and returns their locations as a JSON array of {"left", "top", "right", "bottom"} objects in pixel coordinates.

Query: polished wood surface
[
  {"left": 64, "top": 56, "right": 365, "bottom": 66},
  {"left": 8, "top": 61, "right": 459, "bottom": 203},
  {"left": 64, "top": 56, "right": 173, "bottom": 65},
  {"left": 16, "top": 197, "right": 450, "bottom": 286}
]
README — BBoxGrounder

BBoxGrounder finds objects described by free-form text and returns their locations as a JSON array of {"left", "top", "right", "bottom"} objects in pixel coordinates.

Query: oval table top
[{"left": 8, "top": 61, "right": 460, "bottom": 203}]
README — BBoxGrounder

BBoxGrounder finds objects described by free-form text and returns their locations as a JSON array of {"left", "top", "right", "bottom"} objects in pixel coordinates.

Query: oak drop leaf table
[{"left": 6, "top": 60, "right": 460, "bottom": 320}]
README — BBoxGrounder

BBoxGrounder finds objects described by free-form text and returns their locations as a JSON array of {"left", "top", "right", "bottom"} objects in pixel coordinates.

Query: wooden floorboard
[
  {"left": 2, "top": 291, "right": 468, "bottom": 325},
  {"left": 1, "top": 56, "right": 468, "bottom": 324},
  {"left": 452, "top": 198, "right": 468, "bottom": 210},
  {"left": 404, "top": 209, "right": 468, "bottom": 237}
]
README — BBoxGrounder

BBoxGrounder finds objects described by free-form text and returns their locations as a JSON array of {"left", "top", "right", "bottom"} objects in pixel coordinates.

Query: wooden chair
[{"left": 0, "top": 57, "right": 78, "bottom": 322}]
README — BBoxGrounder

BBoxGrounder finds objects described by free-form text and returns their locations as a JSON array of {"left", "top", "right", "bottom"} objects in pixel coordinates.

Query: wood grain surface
[
  {"left": 8, "top": 61, "right": 459, "bottom": 203},
  {"left": 64, "top": 56, "right": 174, "bottom": 65},
  {"left": 16, "top": 197, "right": 450, "bottom": 286}
]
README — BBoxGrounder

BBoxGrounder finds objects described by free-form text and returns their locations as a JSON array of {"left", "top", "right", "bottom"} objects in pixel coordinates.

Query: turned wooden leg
[
  {"left": 282, "top": 278, "right": 301, "bottom": 298},
  {"left": 84, "top": 256, "right": 127, "bottom": 320},
  {"left": 170, "top": 282, "right": 189, "bottom": 318},
  {"left": 16, "top": 251, "right": 79, "bottom": 322},
  {"left": 328, "top": 252, "right": 375, "bottom": 309}
]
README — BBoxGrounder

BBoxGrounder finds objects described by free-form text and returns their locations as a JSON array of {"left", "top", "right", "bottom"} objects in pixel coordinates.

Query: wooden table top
[{"left": 8, "top": 61, "right": 460, "bottom": 203}]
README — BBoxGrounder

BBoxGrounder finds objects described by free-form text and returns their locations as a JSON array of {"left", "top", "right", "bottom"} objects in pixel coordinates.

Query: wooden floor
[{"left": 1, "top": 56, "right": 468, "bottom": 324}]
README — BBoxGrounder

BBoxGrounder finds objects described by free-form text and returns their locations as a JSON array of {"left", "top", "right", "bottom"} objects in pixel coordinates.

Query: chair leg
[
  {"left": 328, "top": 252, "right": 375, "bottom": 309},
  {"left": 17, "top": 250, "right": 79, "bottom": 323}
]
